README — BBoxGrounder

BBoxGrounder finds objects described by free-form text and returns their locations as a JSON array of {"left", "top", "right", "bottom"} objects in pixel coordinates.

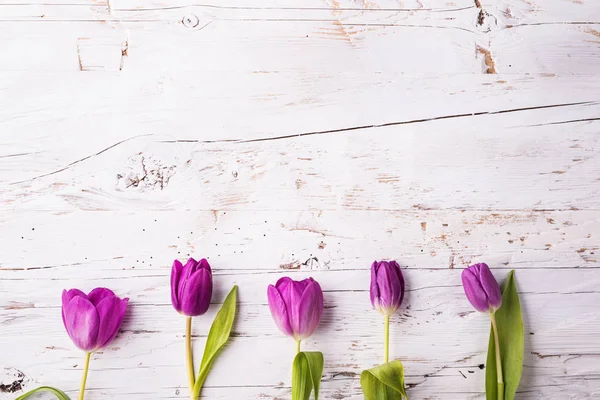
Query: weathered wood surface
[{"left": 1, "top": 0, "right": 600, "bottom": 398}]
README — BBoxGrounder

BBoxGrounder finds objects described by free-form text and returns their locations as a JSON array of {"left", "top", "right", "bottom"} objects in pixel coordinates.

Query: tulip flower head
[
  {"left": 370, "top": 260, "right": 405, "bottom": 317},
  {"left": 267, "top": 277, "right": 324, "bottom": 342},
  {"left": 61, "top": 288, "right": 129, "bottom": 352},
  {"left": 171, "top": 258, "right": 213, "bottom": 317},
  {"left": 461, "top": 263, "right": 502, "bottom": 313}
]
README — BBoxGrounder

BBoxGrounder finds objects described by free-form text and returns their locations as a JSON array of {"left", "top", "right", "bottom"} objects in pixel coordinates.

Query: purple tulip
[
  {"left": 370, "top": 260, "right": 405, "bottom": 316},
  {"left": 61, "top": 288, "right": 128, "bottom": 352},
  {"left": 267, "top": 277, "right": 324, "bottom": 341},
  {"left": 461, "top": 263, "right": 502, "bottom": 313},
  {"left": 171, "top": 258, "right": 213, "bottom": 317}
]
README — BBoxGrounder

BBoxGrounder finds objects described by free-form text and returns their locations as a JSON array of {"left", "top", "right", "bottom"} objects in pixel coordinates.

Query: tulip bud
[
  {"left": 267, "top": 277, "right": 324, "bottom": 341},
  {"left": 61, "top": 288, "right": 128, "bottom": 352},
  {"left": 370, "top": 260, "right": 405, "bottom": 316},
  {"left": 461, "top": 263, "right": 502, "bottom": 313},
  {"left": 171, "top": 258, "right": 213, "bottom": 317}
]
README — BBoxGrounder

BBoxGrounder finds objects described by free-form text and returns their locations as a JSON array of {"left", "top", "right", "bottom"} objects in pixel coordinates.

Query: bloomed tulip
[
  {"left": 62, "top": 287, "right": 128, "bottom": 400},
  {"left": 267, "top": 277, "right": 324, "bottom": 342},
  {"left": 61, "top": 287, "right": 128, "bottom": 352}
]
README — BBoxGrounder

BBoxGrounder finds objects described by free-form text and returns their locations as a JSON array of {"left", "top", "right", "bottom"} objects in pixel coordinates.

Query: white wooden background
[{"left": 1, "top": 0, "right": 600, "bottom": 398}]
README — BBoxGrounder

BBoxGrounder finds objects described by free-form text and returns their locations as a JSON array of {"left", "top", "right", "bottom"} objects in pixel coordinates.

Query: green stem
[
  {"left": 490, "top": 312, "right": 504, "bottom": 400},
  {"left": 296, "top": 339, "right": 301, "bottom": 354},
  {"left": 186, "top": 317, "right": 195, "bottom": 397},
  {"left": 384, "top": 314, "right": 390, "bottom": 364},
  {"left": 78, "top": 352, "right": 91, "bottom": 400}
]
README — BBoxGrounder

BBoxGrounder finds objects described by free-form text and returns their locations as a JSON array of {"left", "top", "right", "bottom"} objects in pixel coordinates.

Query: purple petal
[
  {"left": 267, "top": 284, "right": 293, "bottom": 337},
  {"left": 369, "top": 261, "right": 380, "bottom": 309},
  {"left": 180, "top": 268, "right": 212, "bottom": 317},
  {"left": 274, "top": 277, "right": 294, "bottom": 318},
  {"left": 198, "top": 258, "right": 211, "bottom": 273},
  {"left": 389, "top": 261, "right": 405, "bottom": 308},
  {"left": 461, "top": 266, "right": 490, "bottom": 312},
  {"left": 477, "top": 263, "right": 502, "bottom": 310},
  {"left": 183, "top": 258, "right": 198, "bottom": 278},
  {"left": 64, "top": 296, "right": 99, "bottom": 351},
  {"left": 95, "top": 295, "right": 128, "bottom": 349},
  {"left": 87, "top": 288, "right": 116, "bottom": 306},
  {"left": 288, "top": 279, "right": 307, "bottom": 337},
  {"left": 177, "top": 258, "right": 198, "bottom": 303},
  {"left": 275, "top": 276, "right": 294, "bottom": 291},
  {"left": 296, "top": 280, "right": 324, "bottom": 339},
  {"left": 295, "top": 278, "right": 313, "bottom": 292},
  {"left": 171, "top": 260, "right": 184, "bottom": 312},
  {"left": 375, "top": 262, "right": 402, "bottom": 315},
  {"left": 62, "top": 289, "right": 87, "bottom": 326}
]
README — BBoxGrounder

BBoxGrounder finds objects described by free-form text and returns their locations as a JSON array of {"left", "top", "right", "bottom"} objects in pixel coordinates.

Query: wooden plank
[
  {"left": 1, "top": 73, "right": 599, "bottom": 211},
  {"left": 1, "top": 1, "right": 599, "bottom": 74},
  {"left": 1, "top": 210, "right": 599, "bottom": 273}
]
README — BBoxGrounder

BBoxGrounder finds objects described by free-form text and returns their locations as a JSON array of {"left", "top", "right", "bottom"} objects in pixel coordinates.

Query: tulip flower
[
  {"left": 268, "top": 277, "right": 325, "bottom": 400},
  {"left": 360, "top": 261, "right": 409, "bottom": 400},
  {"left": 369, "top": 260, "right": 405, "bottom": 363},
  {"left": 267, "top": 277, "right": 324, "bottom": 352},
  {"left": 170, "top": 258, "right": 214, "bottom": 395},
  {"left": 370, "top": 260, "right": 405, "bottom": 317},
  {"left": 62, "top": 288, "right": 128, "bottom": 400},
  {"left": 461, "top": 263, "right": 504, "bottom": 400},
  {"left": 171, "top": 258, "right": 213, "bottom": 317},
  {"left": 461, "top": 262, "right": 502, "bottom": 313}
]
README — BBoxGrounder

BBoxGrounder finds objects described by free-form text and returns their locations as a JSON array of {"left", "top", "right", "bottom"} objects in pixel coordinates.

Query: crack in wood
[
  {"left": 237, "top": 101, "right": 596, "bottom": 143},
  {"left": 505, "top": 21, "right": 600, "bottom": 29},
  {"left": 0, "top": 151, "right": 42, "bottom": 159},
  {"left": 77, "top": 42, "right": 84, "bottom": 71},
  {"left": 226, "top": 20, "right": 476, "bottom": 34},
  {"left": 159, "top": 101, "right": 597, "bottom": 145},
  {"left": 114, "top": 5, "right": 476, "bottom": 12},
  {"left": 10, "top": 134, "right": 153, "bottom": 185},
  {"left": 523, "top": 117, "right": 600, "bottom": 127}
]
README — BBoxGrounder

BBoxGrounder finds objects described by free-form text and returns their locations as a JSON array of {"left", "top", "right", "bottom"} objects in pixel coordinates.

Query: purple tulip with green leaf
[
  {"left": 370, "top": 260, "right": 405, "bottom": 363},
  {"left": 361, "top": 260, "right": 408, "bottom": 400},
  {"left": 268, "top": 276, "right": 325, "bottom": 400},
  {"left": 461, "top": 263, "right": 523, "bottom": 400},
  {"left": 462, "top": 263, "right": 504, "bottom": 399},
  {"left": 170, "top": 257, "right": 238, "bottom": 400}
]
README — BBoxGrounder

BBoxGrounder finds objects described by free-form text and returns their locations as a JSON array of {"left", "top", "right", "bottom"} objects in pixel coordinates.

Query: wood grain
[{"left": 1, "top": 0, "right": 600, "bottom": 398}]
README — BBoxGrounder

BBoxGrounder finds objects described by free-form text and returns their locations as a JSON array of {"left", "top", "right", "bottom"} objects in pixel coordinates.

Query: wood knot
[{"left": 182, "top": 14, "right": 200, "bottom": 28}]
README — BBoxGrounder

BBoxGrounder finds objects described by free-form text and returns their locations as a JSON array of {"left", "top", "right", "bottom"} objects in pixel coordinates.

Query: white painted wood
[{"left": 1, "top": 0, "right": 600, "bottom": 398}]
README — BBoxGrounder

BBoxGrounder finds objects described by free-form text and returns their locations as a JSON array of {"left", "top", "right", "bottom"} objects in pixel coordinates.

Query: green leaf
[
  {"left": 192, "top": 285, "right": 238, "bottom": 397},
  {"left": 14, "top": 386, "right": 71, "bottom": 400},
  {"left": 486, "top": 270, "right": 524, "bottom": 400},
  {"left": 292, "top": 351, "right": 324, "bottom": 400},
  {"left": 360, "top": 360, "right": 408, "bottom": 400}
]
